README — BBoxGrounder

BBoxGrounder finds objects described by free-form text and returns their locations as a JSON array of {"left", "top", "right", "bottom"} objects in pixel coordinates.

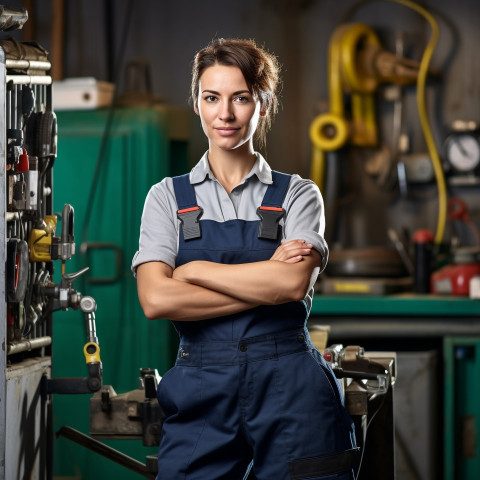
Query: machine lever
[
  {"left": 62, "top": 266, "right": 89, "bottom": 285},
  {"left": 81, "top": 295, "right": 98, "bottom": 344},
  {"left": 56, "top": 426, "right": 155, "bottom": 479},
  {"left": 44, "top": 290, "right": 103, "bottom": 394},
  {"left": 61, "top": 204, "right": 74, "bottom": 245},
  {"left": 46, "top": 376, "right": 96, "bottom": 395}
]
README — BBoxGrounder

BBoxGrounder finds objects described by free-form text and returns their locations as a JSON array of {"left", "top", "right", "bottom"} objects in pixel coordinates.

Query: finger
[
  {"left": 271, "top": 247, "right": 311, "bottom": 262},
  {"left": 283, "top": 255, "right": 304, "bottom": 264},
  {"left": 281, "top": 246, "right": 313, "bottom": 258},
  {"left": 281, "top": 241, "right": 312, "bottom": 252},
  {"left": 270, "top": 241, "right": 313, "bottom": 261},
  {"left": 283, "top": 239, "right": 308, "bottom": 248}
]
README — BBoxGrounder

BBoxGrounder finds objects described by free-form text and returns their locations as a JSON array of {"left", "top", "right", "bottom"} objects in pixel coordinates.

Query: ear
[{"left": 194, "top": 103, "right": 200, "bottom": 116}]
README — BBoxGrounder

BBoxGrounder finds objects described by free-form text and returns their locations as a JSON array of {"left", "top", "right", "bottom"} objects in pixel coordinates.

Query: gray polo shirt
[{"left": 132, "top": 152, "right": 328, "bottom": 309}]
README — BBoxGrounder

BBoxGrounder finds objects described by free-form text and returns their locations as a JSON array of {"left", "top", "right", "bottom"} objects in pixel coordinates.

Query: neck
[{"left": 208, "top": 142, "right": 257, "bottom": 193}]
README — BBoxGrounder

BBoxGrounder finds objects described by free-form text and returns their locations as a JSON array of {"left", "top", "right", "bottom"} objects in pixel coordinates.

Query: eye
[
  {"left": 204, "top": 95, "right": 217, "bottom": 102},
  {"left": 234, "top": 96, "right": 250, "bottom": 103}
]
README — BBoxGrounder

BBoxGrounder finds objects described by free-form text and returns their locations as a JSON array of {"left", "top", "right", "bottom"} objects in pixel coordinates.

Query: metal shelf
[{"left": 311, "top": 294, "right": 480, "bottom": 317}]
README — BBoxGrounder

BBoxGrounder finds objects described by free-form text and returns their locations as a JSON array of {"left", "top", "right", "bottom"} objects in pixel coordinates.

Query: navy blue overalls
[{"left": 156, "top": 171, "right": 358, "bottom": 480}]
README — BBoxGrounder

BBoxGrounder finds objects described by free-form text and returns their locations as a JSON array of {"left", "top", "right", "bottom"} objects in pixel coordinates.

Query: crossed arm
[{"left": 136, "top": 240, "right": 321, "bottom": 321}]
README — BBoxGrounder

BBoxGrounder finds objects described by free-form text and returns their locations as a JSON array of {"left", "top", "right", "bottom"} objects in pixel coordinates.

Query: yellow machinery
[{"left": 310, "top": 0, "right": 447, "bottom": 245}]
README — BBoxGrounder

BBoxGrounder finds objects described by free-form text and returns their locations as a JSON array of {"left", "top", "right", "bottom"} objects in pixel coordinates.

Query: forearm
[
  {"left": 174, "top": 251, "right": 321, "bottom": 305},
  {"left": 137, "top": 262, "right": 257, "bottom": 321}
]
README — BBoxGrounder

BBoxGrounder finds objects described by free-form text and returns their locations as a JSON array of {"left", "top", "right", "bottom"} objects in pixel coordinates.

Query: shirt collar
[{"left": 190, "top": 151, "right": 273, "bottom": 185}]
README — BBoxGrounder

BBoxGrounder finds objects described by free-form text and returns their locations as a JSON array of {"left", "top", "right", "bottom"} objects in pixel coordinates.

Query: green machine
[{"left": 52, "top": 106, "right": 189, "bottom": 479}]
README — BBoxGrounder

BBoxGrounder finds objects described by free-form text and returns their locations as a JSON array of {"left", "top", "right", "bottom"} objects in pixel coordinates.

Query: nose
[{"left": 219, "top": 100, "right": 234, "bottom": 121}]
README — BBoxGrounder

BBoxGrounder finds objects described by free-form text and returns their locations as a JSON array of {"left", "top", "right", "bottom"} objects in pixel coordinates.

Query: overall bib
[{"left": 156, "top": 172, "right": 358, "bottom": 480}]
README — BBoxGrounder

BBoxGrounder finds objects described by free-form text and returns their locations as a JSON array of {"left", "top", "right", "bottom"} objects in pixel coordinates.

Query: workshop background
[{"left": 1, "top": 0, "right": 480, "bottom": 479}]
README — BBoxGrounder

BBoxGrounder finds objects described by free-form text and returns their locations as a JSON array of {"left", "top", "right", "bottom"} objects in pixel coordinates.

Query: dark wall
[{"left": 5, "top": 0, "right": 480, "bottom": 247}]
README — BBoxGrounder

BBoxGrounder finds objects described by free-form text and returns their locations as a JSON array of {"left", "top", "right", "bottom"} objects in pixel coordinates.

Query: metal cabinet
[
  {"left": 0, "top": 39, "right": 55, "bottom": 479},
  {"left": 309, "top": 295, "right": 480, "bottom": 480},
  {"left": 52, "top": 106, "right": 189, "bottom": 478},
  {"left": 444, "top": 336, "right": 480, "bottom": 479}
]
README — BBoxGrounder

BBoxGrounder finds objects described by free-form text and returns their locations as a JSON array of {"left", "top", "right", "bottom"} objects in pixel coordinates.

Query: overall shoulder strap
[
  {"left": 172, "top": 174, "right": 203, "bottom": 240},
  {"left": 257, "top": 171, "right": 292, "bottom": 240},
  {"left": 261, "top": 170, "right": 292, "bottom": 208},
  {"left": 172, "top": 173, "right": 197, "bottom": 210}
]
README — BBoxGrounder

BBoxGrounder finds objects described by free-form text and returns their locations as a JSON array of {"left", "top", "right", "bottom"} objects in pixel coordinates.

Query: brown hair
[{"left": 191, "top": 38, "right": 281, "bottom": 149}]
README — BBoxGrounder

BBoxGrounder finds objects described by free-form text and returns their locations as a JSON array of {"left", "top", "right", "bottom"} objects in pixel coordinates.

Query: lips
[{"left": 215, "top": 127, "right": 240, "bottom": 136}]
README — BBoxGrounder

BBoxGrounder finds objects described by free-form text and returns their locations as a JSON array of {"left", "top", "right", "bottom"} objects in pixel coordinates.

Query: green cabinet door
[{"left": 52, "top": 106, "right": 188, "bottom": 479}]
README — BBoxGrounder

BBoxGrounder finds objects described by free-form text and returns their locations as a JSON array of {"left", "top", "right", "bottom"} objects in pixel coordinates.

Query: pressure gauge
[{"left": 443, "top": 129, "right": 480, "bottom": 174}]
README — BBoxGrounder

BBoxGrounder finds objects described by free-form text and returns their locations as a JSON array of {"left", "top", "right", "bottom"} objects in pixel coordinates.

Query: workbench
[{"left": 309, "top": 294, "right": 480, "bottom": 340}]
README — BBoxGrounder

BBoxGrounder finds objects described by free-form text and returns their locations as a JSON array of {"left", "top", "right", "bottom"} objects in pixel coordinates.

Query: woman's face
[{"left": 196, "top": 64, "right": 263, "bottom": 153}]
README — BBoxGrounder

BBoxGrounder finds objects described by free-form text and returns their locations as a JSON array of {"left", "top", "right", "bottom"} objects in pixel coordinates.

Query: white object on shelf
[
  {"left": 469, "top": 275, "right": 480, "bottom": 299},
  {"left": 53, "top": 77, "right": 115, "bottom": 110}
]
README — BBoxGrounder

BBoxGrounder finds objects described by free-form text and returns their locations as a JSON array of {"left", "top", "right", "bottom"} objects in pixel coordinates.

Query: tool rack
[{"left": 0, "top": 38, "right": 56, "bottom": 479}]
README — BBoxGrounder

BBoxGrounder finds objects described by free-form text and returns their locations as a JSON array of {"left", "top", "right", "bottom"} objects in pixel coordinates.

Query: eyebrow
[{"left": 202, "top": 89, "right": 251, "bottom": 95}]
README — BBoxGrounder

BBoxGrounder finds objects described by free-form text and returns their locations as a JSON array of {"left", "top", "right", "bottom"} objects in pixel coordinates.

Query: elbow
[
  {"left": 142, "top": 304, "right": 161, "bottom": 320},
  {"left": 139, "top": 292, "right": 172, "bottom": 320},
  {"left": 270, "top": 281, "right": 309, "bottom": 305},
  {"left": 289, "top": 284, "right": 310, "bottom": 302},
  {"left": 281, "top": 277, "right": 311, "bottom": 303},
  {"left": 140, "top": 300, "right": 161, "bottom": 320},
  {"left": 286, "top": 262, "right": 320, "bottom": 302}
]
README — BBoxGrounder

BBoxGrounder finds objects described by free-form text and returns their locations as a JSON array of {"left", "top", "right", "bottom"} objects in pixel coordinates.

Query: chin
[{"left": 214, "top": 140, "right": 246, "bottom": 152}]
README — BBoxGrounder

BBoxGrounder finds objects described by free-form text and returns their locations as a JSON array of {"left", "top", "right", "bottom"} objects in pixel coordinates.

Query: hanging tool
[
  {"left": 0, "top": 5, "right": 28, "bottom": 31},
  {"left": 6, "top": 238, "right": 29, "bottom": 302},
  {"left": 447, "top": 197, "right": 480, "bottom": 245},
  {"left": 29, "top": 203, "right": 76, "bottom": 266}
]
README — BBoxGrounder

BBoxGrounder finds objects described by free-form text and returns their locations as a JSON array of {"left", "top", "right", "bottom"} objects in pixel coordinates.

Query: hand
[{"left": 270, "top": 239, "right": 313, "bottom": 264}]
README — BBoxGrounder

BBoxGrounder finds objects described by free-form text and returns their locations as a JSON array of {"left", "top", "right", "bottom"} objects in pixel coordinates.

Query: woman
[{"left": 133, "top": 38, "right": 357, "bottom": 480}]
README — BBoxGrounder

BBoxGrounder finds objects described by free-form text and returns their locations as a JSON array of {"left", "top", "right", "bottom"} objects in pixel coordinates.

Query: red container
[{"left": 431, "top": 263, "right": 480, "bottom": 295}]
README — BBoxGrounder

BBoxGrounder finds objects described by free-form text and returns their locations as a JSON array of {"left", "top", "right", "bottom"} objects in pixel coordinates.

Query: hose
[{"left": 393, "top": 0, "right": 446, "bottom": 244}]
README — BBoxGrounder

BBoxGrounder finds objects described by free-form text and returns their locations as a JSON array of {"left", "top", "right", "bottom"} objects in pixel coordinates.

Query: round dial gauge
[{"left": 443, "top": 132, "right": 480, "bottom": 173}]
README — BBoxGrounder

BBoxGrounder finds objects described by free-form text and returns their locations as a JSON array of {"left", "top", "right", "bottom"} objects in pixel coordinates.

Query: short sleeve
[
  {"left": 131, "top": 178, "right": 178, "bottom": 276},
  {"left": 283, "top": 176, "right": 329, "bottom": 273}
]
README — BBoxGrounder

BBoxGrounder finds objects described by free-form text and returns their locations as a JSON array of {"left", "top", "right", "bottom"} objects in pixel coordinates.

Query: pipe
[
  {"left": 6, "top": 75, "right": 52, "bottom": 85},
  {"left": 7, "top": 335, "right": 52, "bottom": 355},
  {"left": 5, "top": 59, "right": 51, "bottom": 70},
  {"left": 56, "top": 426, "right": 154, "bottom": 479}
]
